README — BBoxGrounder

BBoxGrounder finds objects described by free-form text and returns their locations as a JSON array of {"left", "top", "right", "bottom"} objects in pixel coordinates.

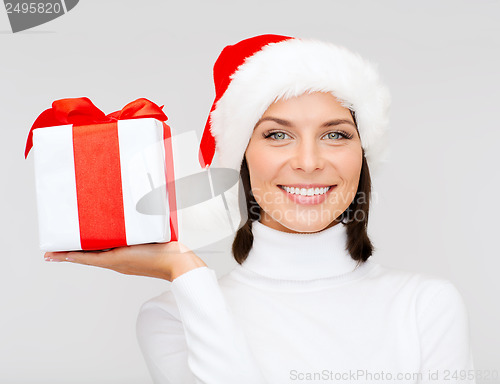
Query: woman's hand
[{"left": 44, "top": 242, "right": 207, "bottom": 282}]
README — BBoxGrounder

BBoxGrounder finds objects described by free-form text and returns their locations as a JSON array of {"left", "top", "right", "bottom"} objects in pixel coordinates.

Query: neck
[{"left": 240, "top": 220, "right": 360, "bottom": 281}]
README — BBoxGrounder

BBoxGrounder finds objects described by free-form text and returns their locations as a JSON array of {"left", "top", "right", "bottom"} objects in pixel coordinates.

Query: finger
[
  {"left": 46, "top": 250, "right": 112, "bottom": 267},
  {"left": 44, "top": 251, "right": 69, "bottom": 262}
]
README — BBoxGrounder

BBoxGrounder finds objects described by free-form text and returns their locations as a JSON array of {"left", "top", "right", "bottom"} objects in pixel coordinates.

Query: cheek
[
  {"left": 245, "top": 147, "right": 286, "bottom": 208},
  {"left": 334, "top": 147, "right": 363, "bottom": 186},
  {"left": 246, "top": 147, "right": 282, "bottom": 186}
]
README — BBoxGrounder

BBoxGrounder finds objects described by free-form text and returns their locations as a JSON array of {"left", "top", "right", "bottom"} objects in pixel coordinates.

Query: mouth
[
  {"left": 277, "top": 184, "right": 336, "bottom": 205},
  {"left": 278, "top": 185, "right": 335, "bottom": 196}
]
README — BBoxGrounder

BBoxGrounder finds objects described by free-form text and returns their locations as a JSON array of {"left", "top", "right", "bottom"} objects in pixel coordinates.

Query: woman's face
[{"left": 244, "top": 92, "right": 363, "bottom": 233}]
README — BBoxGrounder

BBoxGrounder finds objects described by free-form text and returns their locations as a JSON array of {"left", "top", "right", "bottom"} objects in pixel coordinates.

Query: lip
[
  {"left": 279, "top": 184, "right": 332, "bottom": 189},
  {"left": 278, "top": 184, "right": 336, "bottom": 206}
]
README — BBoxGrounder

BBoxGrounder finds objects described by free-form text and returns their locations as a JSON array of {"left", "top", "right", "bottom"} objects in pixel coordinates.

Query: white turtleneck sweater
[{"left": 136, "top": 221, "right": 475, "bottom": 384}]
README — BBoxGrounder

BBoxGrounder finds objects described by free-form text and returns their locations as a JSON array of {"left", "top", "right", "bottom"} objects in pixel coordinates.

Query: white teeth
[{"left": 281, "top": 186, "right": 331, "bottom": 196}]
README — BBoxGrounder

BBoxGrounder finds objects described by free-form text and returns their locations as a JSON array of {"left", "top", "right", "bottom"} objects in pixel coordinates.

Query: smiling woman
[
  {"left": 234, "top": 91, "right": 373, "bottom": 266},
  {"left": 133, "top": 34, "right": 476, "bottom": 384}
]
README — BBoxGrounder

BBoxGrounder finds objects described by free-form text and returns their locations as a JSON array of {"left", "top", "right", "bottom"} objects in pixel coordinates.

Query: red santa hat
[{"left": 199, "top": 34, "right": 391, "bottom": 173}]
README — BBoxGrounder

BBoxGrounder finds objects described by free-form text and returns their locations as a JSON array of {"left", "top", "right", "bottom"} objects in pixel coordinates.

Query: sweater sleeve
[
  {"left": 417, "top": 280, "right": 476, "bottom": 384},
  {"left": 136, "top": 266, "right": 267, "bottom": 384}
]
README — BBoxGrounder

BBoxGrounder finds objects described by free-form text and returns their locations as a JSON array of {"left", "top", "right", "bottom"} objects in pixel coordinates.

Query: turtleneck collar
[{"left": 239, "top": 220, "right": 360, "bottom": 281}]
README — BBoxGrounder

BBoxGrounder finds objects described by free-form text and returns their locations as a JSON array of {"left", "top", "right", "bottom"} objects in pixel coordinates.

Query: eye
[
  {"left": 263, "top": 131, "right": 291, "bottom": 140},
  {"left": 322, "top": 130, "right": 354, "bottom": 140},
  {"left": 263, "top": 129, "right": 354, "bottom": 141}
]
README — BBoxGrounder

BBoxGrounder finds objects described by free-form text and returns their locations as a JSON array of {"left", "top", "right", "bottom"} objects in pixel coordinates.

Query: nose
[{"left": 289, "top": 138, "right": 325, "bottom": 173}]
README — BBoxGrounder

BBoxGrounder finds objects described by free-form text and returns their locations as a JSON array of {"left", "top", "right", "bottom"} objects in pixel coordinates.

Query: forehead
[
  {"left": 262, "top": 92, "right": 354, "bottom": 119},
  {"left": 253, "top": 91, "right": 359, "bottom": 137}
]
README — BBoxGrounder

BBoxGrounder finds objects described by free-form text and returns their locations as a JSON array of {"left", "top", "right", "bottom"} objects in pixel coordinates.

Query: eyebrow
[{"left": 254, "top": 117, "right": 357, "bottom": 129}]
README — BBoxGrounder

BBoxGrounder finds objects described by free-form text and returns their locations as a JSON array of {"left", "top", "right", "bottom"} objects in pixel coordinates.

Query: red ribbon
[{"left": 26, "top": 97, "right": 178, "bottom": 249}]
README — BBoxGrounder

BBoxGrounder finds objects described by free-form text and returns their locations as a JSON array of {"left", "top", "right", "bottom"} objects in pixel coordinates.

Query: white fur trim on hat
[{"left": 209, "top": 38, "right": 391, "bottom": 173}]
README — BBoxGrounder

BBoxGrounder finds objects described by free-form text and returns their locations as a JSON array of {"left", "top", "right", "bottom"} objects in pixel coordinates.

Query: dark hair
[{"left": 231, "top": 110, "right": 374, "bottom": 265}]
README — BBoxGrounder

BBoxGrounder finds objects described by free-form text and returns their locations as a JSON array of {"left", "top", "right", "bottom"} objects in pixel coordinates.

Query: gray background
[{"left": 1, "top": 0, "right": 499, "bottom": 383}]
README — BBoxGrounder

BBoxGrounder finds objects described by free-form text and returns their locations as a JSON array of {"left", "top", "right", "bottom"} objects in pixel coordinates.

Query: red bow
[{"left": 24, "top": 97, "right": 168, "bottom": 158}]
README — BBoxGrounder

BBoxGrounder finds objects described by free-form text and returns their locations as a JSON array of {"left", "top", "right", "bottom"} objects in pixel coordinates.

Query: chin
[{"left": 277, "top": 219, "right": 335, "bottom": 234}]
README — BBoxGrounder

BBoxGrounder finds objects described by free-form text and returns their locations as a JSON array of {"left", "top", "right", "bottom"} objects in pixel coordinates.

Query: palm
[{"left": 44, "top": 241, "right": 206, "bottom": 281}]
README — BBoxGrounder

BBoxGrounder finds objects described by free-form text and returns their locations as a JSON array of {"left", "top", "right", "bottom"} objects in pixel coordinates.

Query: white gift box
[{"left": 33, "top": 118, "right": 172, "bottom": 251}]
